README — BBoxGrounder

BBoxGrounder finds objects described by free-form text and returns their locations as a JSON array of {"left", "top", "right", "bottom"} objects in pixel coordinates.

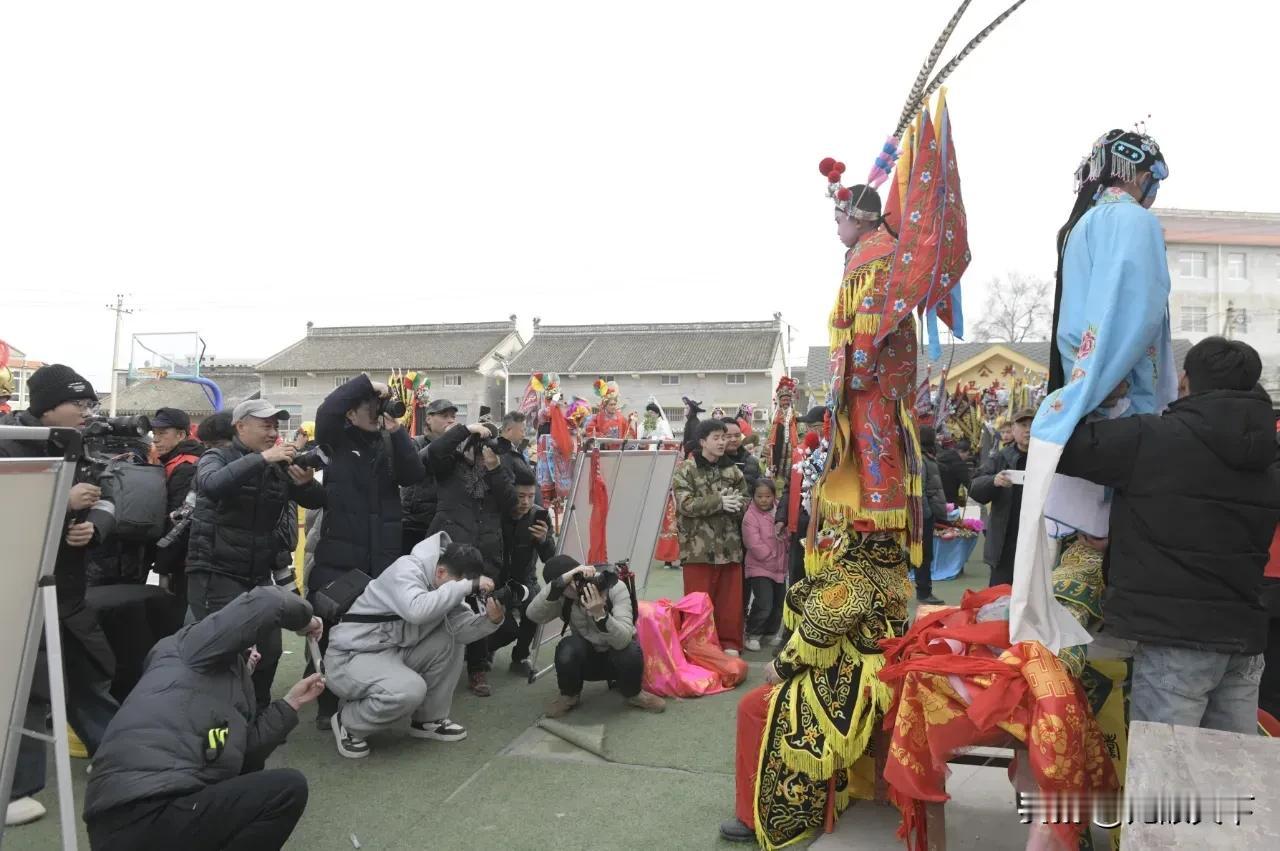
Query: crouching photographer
[
  {"left": 526, "top": 556, "right": 665, "bottom": 718},
  {"left": 322, "top": 536, "right": 502, "bottom": 759},
  {"left": 84, "top": 586, "right": 325, "bottom": 851}
]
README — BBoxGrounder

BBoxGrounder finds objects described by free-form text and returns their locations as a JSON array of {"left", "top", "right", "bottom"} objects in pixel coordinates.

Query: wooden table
[{"left": 1123, "top": 720, "right": 1279, "bottom": 849}]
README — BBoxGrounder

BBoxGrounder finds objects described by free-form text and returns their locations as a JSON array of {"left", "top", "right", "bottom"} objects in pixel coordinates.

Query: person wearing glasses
[{"left": 1, "top": 364, "right": 121, "bottom": 828}]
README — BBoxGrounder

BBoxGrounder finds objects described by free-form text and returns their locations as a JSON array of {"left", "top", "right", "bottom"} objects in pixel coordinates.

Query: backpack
[{"left": 102, "top": 461, "right": 168, "bottom": 541}]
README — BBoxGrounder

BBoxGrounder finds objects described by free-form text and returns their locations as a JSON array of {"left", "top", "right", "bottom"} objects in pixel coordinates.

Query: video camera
[{"left": 74, "top": 414, "right": 156, "bottom": 542}]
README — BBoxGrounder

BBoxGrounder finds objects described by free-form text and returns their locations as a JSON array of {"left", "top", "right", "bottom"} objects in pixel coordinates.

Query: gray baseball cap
[
  {"left": 425, "top": 399, "right": 458, "bottom": 415},
  {"left": 232, "top": 399, "right": 291, "bottom": 423}
]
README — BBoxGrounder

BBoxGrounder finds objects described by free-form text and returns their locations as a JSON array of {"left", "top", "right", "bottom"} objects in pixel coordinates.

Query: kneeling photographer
[
  {"left": 306, "top": 374, "right": 426, "bottom": 727},
  {"left": 322, "top": 537, "right": 502, "bottom": 759},
  {"left": 526, "top": 556, "right": 665, "bottom": 718}
]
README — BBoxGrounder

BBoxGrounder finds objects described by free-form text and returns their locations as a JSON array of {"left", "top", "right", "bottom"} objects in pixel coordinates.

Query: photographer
[
  {"left": 186, "top": 399, "right": 325, "bottom": 709},
  {"left": 324, "top": 537, "right": 501, "bottom": 759},
  {"left": 400, "top": 399, "right": 459, "bottom": 554},
  {"left": 1, "top": 364, "right": 120, "bottom": 827},
  {"left": 150, "top": 407, "right": 204, "bottom": 607},
  {"left": 469, "top": 466, "right": 557, "bottom": 684},
  {"left": 426, "top": 419, "right": 517, "bottom": 574},
  {"left": 526, "top": 555, "right": 665, "bottom": 718},
  {"left": 494, "top": 410, "right": 534, "bottom": 480},
  {"left": 84, "top": 587, "right": 325, "bottom": 851},
  {"left": 305, "top": 374, "right": 425, "bottom": 726}
]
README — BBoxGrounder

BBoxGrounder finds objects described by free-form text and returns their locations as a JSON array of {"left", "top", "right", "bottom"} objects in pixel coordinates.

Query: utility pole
[{"left": 105, "top": 294, "right": 134, "bottom": 416}]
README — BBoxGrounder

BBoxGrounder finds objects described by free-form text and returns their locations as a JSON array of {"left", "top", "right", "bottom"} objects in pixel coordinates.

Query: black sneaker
[
  {"left": 509, "top": 659, "right": 533, "bottom": 677},
  {"left": 331, "top": 712, "right": 370, "bottom": 759},
  {"left": 916, "top": 595, "right": 946, "bottom": 606},
  {"left": 719, "top": 818, "right": 755, "bottom": 842},
  {"left": 315, "top": 714, "right": 331, "bottom": 732},
  {"left": 409, "top": 718, "right": 467, "bottom": 742}
]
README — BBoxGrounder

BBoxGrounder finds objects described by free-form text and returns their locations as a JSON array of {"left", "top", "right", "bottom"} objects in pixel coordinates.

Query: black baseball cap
[
  {"left": 152, "top": 407, "right": 191, "bottom": 432},
  {"left": 425, "top": 399, "right": 458, "bottom": 415},
  {"left": 798, "top": 405, "right": 827, "bottom": 425}
]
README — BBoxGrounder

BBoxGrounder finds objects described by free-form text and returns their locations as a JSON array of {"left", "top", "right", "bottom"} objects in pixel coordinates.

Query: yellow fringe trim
[
  {"left": 787, "top": 633, "right": 844, "bottom": 670},
  {"left": 852, "top": 312, "right": 881, "bottom": 334},
  {"left": 778, "top": 646, "right": 892, "bottom": 779}
]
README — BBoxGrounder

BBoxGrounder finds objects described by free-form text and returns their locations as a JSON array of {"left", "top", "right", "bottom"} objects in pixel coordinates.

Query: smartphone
[
  {"left": 533, "top": 507, "right": 551, "bottom": 527},
  {"left": 1003, "top": 469, "right": 1026, "bottom": 486}
]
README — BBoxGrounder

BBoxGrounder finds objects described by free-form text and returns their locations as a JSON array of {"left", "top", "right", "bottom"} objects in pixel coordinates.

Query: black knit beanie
[{"left": 28, "top": 364, "right": 97, "bottom": 416}]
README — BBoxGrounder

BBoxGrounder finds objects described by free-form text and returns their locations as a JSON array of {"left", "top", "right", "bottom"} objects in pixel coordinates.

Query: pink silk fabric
[{"left": 637, "top": 593, "right": 748, "bottom": 697}]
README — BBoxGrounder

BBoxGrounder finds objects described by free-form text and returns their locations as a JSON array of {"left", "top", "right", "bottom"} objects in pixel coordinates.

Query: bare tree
[{"left": 972, "top": 272, "right": 1052, "bottom": 342}]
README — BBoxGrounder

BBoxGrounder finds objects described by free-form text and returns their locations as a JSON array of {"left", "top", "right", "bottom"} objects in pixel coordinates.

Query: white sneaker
[
  {"left": 5, "top": 797, "right": 46, "bottom": 827},
  {"left": 410, "top": 718, "right": 467, "bottom": 742},
  {"left": 331, "top": 711, "right": 370, "bottom": 759},
  {"left": 743, "top": 636, "right": 762, "bottom": 652},
  {"left": 724, "top": 648, "right": 740, "bottom": 657}
]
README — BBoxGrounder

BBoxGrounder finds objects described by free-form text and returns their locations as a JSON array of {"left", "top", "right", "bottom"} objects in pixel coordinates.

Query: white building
[
  {"left": 1156, "top": 208, "right": 1280, "bottom": 395},
  {"left": 507, "top": 319, "right": 789, "bottom": 434}
]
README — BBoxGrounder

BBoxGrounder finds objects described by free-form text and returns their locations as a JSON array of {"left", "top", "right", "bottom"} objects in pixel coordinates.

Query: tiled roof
[
  {"left": 804, "top": 346, "right": 828, "bottom": 387},
  {"left": 257, "top": 321, "right": 518, "bottom": 372},
  {"left": 915, "top": 339, "right": 1195, "bottom": 385},
  {"left": 508, "top": 321, "right": 781, "bottom": 374},
  {"left": 112, "top": 371, "right": 262, "bottom": 416},
  {"left": 1154, "top": 208, "right": 1280, "bottom": 248}
]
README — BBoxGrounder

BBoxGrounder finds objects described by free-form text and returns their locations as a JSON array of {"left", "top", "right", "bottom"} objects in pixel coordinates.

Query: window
[
  {"left": 1177, "top": 251, "right": 1207, "bottom": 278},
  {"left": 443, "top": 374, "right": 463, "bottom": 387},
  {"left": 1179, "top": 305, "right": 1208, "bottom": 333},
  {"left": 1226, "top": 252, "right": 1247, "bottom": 279},
  {"left": 726, "top": 373, "right": 746, "bottom": 385},
  {"left": 453, "top": 404, "right": 470, "bottom": 422},
  {"left": 599, "top": 375, "right": 616, "bottom": 383},
  {"left": 281, "top": 375, "right": 298, "bottom": 389},
  {"left": 281, "top": 404, "right": 303, "bottom": 432},
  {"left": 333, "top": 375, "right": 352, "bottom": 388},
  {"left": 660, "top": 374, "right": 680, "bottom": 386},
  {"left": 662, "top": 406, "right": 684, "bottom": 423}
]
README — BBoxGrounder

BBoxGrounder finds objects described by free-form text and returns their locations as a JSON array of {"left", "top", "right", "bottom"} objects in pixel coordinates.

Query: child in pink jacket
[{"left": 742, "top": 479, "right": 788, "bottom": 651}]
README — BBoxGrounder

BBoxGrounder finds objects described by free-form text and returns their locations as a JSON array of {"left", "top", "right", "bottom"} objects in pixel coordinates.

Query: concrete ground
[{"left": 7, "top": 553, "right": 1045, "bottom": 850}]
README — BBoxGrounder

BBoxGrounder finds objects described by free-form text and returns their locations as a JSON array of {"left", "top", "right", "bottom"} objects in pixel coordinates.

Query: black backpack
[{"left": 102, "top": 461, "right": 167, "bottom": 541}]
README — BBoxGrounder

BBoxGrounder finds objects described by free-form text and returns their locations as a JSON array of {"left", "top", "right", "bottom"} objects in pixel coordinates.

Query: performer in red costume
[{"left": 582, "top": 379, "right": 636, "bottom": 444}]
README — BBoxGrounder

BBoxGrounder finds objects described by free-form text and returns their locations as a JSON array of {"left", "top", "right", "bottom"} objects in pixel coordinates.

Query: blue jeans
[{"left": 1130, "top": 642, "right": 1264, "bottom": 735}]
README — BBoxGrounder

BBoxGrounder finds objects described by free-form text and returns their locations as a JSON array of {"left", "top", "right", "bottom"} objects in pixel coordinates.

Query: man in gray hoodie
[{"left": 323, "top": 534, "right": 502, "bottom": 758}]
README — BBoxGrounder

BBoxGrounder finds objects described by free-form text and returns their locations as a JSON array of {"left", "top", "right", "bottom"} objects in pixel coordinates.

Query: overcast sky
[{"left": 3, "top": 0, "right": 1275, "bottom": 390}]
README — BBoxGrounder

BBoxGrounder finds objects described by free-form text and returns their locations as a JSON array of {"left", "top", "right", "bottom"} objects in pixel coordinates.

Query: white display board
[
  {"left": 526, "top": 448, "right": 679, "bottom": 680},
  {"left": 0, "top": 449, "right": 78, "bottom": 847}
]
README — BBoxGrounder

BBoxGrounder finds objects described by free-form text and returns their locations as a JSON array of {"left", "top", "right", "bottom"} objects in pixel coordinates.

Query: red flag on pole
[{"left": 587, "top": 448, "right": 609, "bottom": 564}]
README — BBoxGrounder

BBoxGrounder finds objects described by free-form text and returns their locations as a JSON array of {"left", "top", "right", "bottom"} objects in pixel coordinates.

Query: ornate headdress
[
  {"left": 592, "top": 379, "right": 621, "bottom": 404},
  {"left": 1075, "top": 127, "right": 1168, "bottom": 193},
  {"left": 531, "top": 372, "right": 561, "bottom": 398},
  {"left": 775, "top": 376, "right": 797, "bottom": 399}
]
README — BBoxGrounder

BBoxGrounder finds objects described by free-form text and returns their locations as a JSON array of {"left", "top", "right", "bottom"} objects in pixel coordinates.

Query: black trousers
[
  {"left": 465, "top": 604, "right": 540, "bottom": 672},
  {"left": 745, "top": 576, "right": 784, "bottom": 637},
  {"left": 87, "top": 768, "right": 308, "bottom": 851},
  {"left": 915, "top": 529, "right": 935, "bottom": 599},
  {"left": 303, "top": 588, "right": 339, "bottom": 719},
  {"left": 553, "top": 634, "right": 644, "bottom": 698},
  {"left": 187, "top": 572, "right": 281, "bottom": 710}
]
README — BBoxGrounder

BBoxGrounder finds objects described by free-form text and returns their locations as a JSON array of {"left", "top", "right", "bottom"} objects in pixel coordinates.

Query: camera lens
[{"left": 382, "top": 398, "right": 407, "bottom": 419}]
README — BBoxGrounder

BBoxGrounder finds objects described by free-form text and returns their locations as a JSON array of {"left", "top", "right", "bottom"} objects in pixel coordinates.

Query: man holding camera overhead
[
  {"left": 303, "top": 375, "right": 427, "bottom": 725},
  {"left": 526, "top": 555, "right": 666, "bottom": 718},
  {"left": 186, "top": 398, "right": 326, "bottom": 708}
]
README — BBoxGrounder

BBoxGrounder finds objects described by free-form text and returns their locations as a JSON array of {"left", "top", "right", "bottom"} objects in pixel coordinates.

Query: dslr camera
[
  {"left": 291, "top": 444, "right": 331, "bottom": 471},
  {"left": 479, "top": 578, "right": 533, "bottom": 610},
  {"left": 464, "top": 420, "right": 501, "bottom": 454},
  {"left": 572, "top": 561, "right": 622, "bottom": 595}
]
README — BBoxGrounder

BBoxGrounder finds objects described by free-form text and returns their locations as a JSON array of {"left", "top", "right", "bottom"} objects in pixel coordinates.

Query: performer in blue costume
[{"left": 1010, "top": 129, "right": 1173, "bottom": 649}]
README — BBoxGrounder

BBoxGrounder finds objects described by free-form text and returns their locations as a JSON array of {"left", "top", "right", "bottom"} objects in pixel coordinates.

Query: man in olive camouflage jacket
[{"left": 672, "top": 419, "right": 751, "bottom": 653}]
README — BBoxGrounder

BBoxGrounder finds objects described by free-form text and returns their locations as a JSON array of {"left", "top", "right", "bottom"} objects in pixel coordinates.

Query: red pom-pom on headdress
[
  {"left": 835, "top": 187, "right": 852, "bottom": 202},
  {"left": 834, "top": 162, "right": 846, "bottom": 175},
  {"left": 818, "top": 157, "right": 836, "bottom": 176},
  {"left": 827, "top": 171, "right": 842, "bottom": 183}
]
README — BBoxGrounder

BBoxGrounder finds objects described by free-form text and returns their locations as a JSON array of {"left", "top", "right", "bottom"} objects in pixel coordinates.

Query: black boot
[{"left": 719, "top": 818, "right": 754, "bottom": 843}]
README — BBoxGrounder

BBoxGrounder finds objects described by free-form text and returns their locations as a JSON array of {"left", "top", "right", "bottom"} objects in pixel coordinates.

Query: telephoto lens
[{"left": 381, "top": 397, "right": 407, "bottom": 419}]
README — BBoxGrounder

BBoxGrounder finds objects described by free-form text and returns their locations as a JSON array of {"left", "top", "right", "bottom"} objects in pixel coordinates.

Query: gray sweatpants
[{"left": 324, "top": 627, "right": 464, "bottom": 737}]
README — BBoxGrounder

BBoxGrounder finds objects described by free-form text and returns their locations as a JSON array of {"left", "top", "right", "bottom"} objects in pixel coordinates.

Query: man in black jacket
[
  {"left": 723, "top": 418, "right": 762, "bottom": 492},
  {"left": 83, "top": 587, "right": 326, "bottom": 851},
  {"left": 935, "top": 435, "right": 972, "bottom": 505},
  {"left": 305, "top": 374, "right": 425, "bottom": 726},
  {"left": 151, "top": 407, "right": 204, "bottom": 608},
  {"left": 400, "top": 398, "right": 459, "bottom": 554},
  {"left": 969, "top": 408, "right": 1034, "bottom": 587},
  {"left": 1, "top": 364, "right": 120, "bottom": 828},
  {"left": 500, "top": 466, "right": 557, "bottom": 676},
  {"left": 495, "top": 410, "right": 535, "bottom": 479},
  {"left": 1057, "top": 337, "right": 1280, "bottom": 734},
  {"left": 187, "top": 398, "right": 325, "bottom": 708},
  {"left": 426, "top": 419, "right": 518, "bottom": 695}
]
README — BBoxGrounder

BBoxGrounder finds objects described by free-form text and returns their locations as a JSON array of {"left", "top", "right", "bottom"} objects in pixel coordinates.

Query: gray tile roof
[
  {"left": 507, "top": 321, "right": 781, "bottom": 374},
  {"left": 804, "top": 346, "right": 828, "bottom": 387},
  {"left": 257, "top": 321, "right": 518, "bottom": 372},
  {"left": 112, "top": 370, "right": 262, "bottom": 417}
]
